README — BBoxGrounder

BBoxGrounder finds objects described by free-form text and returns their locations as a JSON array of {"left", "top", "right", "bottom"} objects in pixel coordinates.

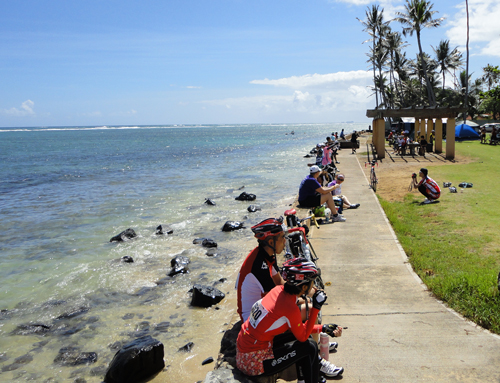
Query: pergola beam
[{"left": 366, "top": 106, "right": 464, "bottom": 119}]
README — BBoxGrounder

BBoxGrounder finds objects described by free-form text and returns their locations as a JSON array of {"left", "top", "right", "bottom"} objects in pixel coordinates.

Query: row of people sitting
[
  {"left": 298, "top": 165, "right": 360, "bottom": 223},
  {"left": 234, "top": 161, "right": 362, "bottom": 382},
  {"left": 236, "top": 218, "right": 343, "bottom": 382}
]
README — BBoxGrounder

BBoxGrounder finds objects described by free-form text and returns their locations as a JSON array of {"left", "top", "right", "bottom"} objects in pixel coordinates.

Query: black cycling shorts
[{"left": 298, "top": 194, "right": 321, "bottom": 208}]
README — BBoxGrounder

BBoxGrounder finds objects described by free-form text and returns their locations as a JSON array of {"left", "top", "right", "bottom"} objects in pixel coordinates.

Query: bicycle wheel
[{"left": 370, "top": 168, "right": 377, "bottom": 192}]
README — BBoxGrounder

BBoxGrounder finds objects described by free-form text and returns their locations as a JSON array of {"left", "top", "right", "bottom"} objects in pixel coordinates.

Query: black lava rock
[
  {"left": 155, "top": 225, "right": 173, "bottom": 235},
  {"left": 178, "top": 342, "right": 194, "bottom": 352},
  {"left": 222, "top": 221, "right": 245, "bottom": 232},
  {"left": 201, "top": 239, "right": 217, "bottom": 248},
  {"left": 190, "top": 284, "right": 225, "bottom": 308},
  {"left": 104, "top": 335, "right": 164, "bottom": 383},
  {"left": 202, "top": 356, "right": 214, "bottom": 365},
  {"left": 247, "top": 205, "right": 261, "bottom": 212},
  {"left": 110, "top": 228, "right": 137, "bottom": 242},
  {"left": 206, "top": 248, "right": 218, "bottom": 257},
  {"left": 168, "top": 256, "right": 190, "bottom": 277},
  {"left": 235, "top": 192, "right": 256, "bottom": 201},
  {"left": 53, "top": 346, "right": 98, "bottom": 366},
  {"left": 11, "top": 322, "right": 52, "bottom": 336}
]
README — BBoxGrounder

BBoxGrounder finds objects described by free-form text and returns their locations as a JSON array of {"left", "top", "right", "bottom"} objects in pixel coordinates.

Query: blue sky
[{"left": 1, "top": 0, "right": 499, "bottom": 127}]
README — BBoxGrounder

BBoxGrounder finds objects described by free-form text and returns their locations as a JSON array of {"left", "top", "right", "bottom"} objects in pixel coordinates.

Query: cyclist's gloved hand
[
  {"left": 322, "top": 324, "right": 338, "bottom": 337},
  {"left": 312, "top": 290, "right": 327, "bottom": 310}
]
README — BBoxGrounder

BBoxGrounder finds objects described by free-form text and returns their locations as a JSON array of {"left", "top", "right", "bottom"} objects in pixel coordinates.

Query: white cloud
[
  {"left": 1, "top": 100, "right": 35, "bottom": 116},
  {"left": 186, "top": 86, "right": 202, "bottom": 89},
  {"left": 201, "top": 87, "right": 372, "bottom": 116},
  {"left": 330, "top": 0, "right": 371, "bottom": 6},
  {"left": 293, "top": 91, "right": 311, "bottom": 102},
  {"left": 446, "top": 0, "right": 500, "bottom": 57},
  {"left": 250, "top": 70, "right": 372, "bottom": 89},
  {"left": 333, "top": 0, "right": 403, "bottom": 19},
  {"left": 199, "top": 68, "right": 374, "bottom": 120}
]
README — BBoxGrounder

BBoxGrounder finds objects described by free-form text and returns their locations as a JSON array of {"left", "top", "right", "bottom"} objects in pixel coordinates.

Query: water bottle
[
  {"left": 303, "top": 243, "right": 311, "bottom": 261},
  {"left": 319, "top": 332, "right": 329, "bottom": 361},
  {"left": 324, "top": 208, "right": 331, "bottom": 223}
]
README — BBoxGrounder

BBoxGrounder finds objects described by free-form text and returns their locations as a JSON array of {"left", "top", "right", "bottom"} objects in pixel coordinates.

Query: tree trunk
[{"left": 417, "top": 30, "right": 436, "bottom": 106}]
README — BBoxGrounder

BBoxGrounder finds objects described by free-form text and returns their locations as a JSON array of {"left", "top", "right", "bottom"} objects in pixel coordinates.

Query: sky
[{"left": 0, "top": 0, "right": 499, "bottom": 127}]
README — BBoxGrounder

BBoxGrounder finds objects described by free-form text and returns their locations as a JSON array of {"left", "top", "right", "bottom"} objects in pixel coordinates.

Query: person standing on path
[{"left": 350, "top": 131, "right": 358, "bottom": 154}]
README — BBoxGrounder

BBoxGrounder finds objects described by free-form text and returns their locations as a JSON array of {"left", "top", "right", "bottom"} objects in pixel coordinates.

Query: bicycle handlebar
[{"left": 289, "top": 214, "right": 319, "bottom": 229}]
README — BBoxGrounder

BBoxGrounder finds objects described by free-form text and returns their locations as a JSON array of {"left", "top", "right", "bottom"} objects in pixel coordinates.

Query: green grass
[{"left": 379, "top": 141, "right": 500, "bottom": 334}]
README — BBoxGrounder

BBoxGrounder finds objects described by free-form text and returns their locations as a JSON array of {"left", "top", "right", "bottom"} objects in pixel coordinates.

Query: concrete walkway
[{"left": 309, "top": 138, "right": 500, "bottom": 382}]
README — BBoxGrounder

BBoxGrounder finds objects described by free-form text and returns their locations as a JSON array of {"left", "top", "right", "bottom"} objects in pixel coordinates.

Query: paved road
[{"left": 309, "top": 141, "right": 500, "bottom": 382}]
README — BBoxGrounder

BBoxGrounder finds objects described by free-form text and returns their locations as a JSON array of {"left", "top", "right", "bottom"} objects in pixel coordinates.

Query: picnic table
[{"left": 407, "top": 142, "right": 420, "bottom": 156}]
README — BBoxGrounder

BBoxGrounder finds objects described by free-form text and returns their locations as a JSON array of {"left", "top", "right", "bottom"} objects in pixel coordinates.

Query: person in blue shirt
[{"left": 298, "top": 166, "right": 346, "bottom": 222}]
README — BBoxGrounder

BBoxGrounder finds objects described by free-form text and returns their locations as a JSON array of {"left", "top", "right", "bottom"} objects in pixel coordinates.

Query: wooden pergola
[{"left": 366, "top": 106, "right": 465, "bottom": 160}]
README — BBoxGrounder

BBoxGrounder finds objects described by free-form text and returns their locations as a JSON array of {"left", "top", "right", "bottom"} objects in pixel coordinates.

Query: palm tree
[
  {"left": 394, "top": 0, "right": 445, "bottom": 106},
  {"left": 408, "top": 52, "right": 439, "bottom": 104},
  {"left": 384, "top": 29, "right": 409, "bottom": 106},
  {"left": 482, "top": 64, "right": 500, "bottom": 91},
  {"left": 393, "top": 51, "right": 411, "bottom": 106},
  {"left": 432, "top": 40, "right": 463, "bottom": 90},
  {"left": 458, "top": 70, "right": 483, "bottom": 120},
  {"left": 358, "top": 5, "right": 388, "bottom": 108}
]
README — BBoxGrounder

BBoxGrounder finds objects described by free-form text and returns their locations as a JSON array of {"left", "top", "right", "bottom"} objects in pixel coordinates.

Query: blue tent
[{"left": 455, "top": 124, "right": 480, "bottom": 140}]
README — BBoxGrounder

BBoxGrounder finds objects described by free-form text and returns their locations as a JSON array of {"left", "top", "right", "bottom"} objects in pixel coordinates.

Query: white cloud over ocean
[
  {"left": 1, "top": 100, "right": 35, "bottom": 117},
  {"left": 202, "top": 70, "right": 372, "bottom": 118},
  {"left": 250, "top": 70, "right": 372, "bottom": 89}
]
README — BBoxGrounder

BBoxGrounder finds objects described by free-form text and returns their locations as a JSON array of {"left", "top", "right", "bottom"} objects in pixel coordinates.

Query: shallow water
[{"left": 0, "top": 123, "right": 363, "bottom": 382}]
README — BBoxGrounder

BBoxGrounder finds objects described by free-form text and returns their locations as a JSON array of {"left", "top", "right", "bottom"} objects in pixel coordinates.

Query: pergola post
[
  {"left": 446, "top": 117, "right": 456, "bottom": 160},
  {"left": 426, "top": 119, "right": 433, "bottom": 141},
  {"left": 374, "top": 118, "right": 385, "bottom": 159},
  {"left": 414, "top": 118, "right": 420, "bottom": 141},
  {"left": 435, "top": 119, "right": 443, "bottom": 153}
]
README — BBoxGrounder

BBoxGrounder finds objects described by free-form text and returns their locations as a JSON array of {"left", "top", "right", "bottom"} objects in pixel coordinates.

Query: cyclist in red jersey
[
  {"left": 236, "top": 258, "right": 344, "bottom": 382},
  {"left": 413, "top": 168, "right": 441, "bottom": 204},
  {"left": 236, "top": 218, "right": 286, "bottom": 322}
]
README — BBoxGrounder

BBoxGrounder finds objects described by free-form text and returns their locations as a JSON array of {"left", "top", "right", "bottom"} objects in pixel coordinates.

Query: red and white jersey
[
  {"left": 418, "top": 176, "right": 441, "bottom": 199},
  {"left": 237, "top": 285, "right": 322, "bottom": 353},
  {"left": 236, "top": 246, "right": 278, "bottom": 322}
]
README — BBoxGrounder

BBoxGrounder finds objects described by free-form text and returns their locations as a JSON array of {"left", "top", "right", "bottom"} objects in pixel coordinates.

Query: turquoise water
[{"left": 0, "top": 123, "right": 363, "bottom": 382}]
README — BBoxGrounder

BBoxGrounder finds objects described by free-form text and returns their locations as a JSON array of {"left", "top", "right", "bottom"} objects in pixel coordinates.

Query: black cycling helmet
[
  {"left": 251, "top": 217, "right": 286, "bottom": 241},
  {"left": 281, "top": 257, "right": 318, "bottom": 286}
]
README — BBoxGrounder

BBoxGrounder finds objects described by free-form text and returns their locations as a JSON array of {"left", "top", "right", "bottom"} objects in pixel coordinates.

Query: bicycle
[
  {"left": 365, "top": 159, "right": 378, "bottom": 192},
  {"left": 283, "top": 209, "right": 324, "bottom": 290}
]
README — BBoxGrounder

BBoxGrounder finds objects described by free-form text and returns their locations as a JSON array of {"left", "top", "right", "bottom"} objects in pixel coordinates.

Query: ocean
[{"left": 0, "top": 123, "right": 364, "bottom": 382}]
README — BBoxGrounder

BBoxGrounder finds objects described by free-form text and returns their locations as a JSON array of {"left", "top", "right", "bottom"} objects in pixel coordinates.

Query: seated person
[
  {"left": 412, "top": 168, "right": 441, "bottom": 204},
  {"left": 397, "top": 132, "right": 408, "bottom": 155},
  {"left": 236, "top": 258, "right": 344, "bottom": 382},
  {"left": 419, "top": 136, "right": 427, "bottom": 156},
  {"left": 328, "top": 174, "right": 360, "bottom": 209},
  {"left": 490, "top": 127, "right": 498, "bottom": 144},
  {"left": 236, "top": 218, "right": 285, "bottom": 322},
  {"left": 298, "top": 165, "right": 346, "bottom": 222},
  {"left": 315, "top": 143, "right": 324, "bottom": 166},
  {"left": 387, "top": 130, "right": 394, "bottom": 142}
]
